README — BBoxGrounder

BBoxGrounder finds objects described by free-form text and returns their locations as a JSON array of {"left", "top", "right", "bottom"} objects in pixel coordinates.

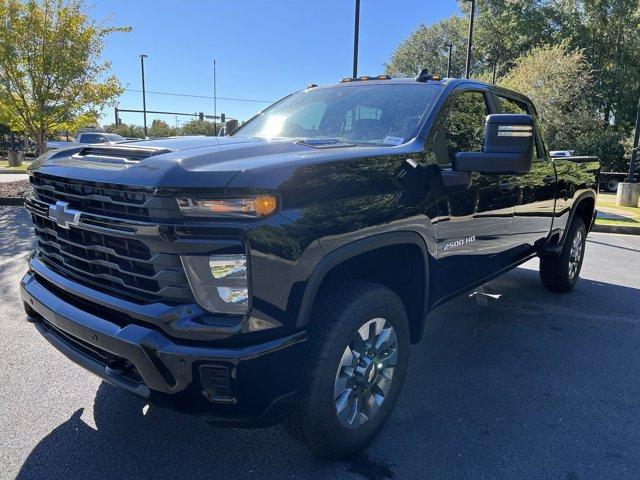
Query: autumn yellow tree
[{"left": 0, "top": 0, "right": 129, "bottom": 153}]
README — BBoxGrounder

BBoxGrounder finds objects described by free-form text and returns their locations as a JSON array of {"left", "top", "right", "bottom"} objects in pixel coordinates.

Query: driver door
[{"left": 431, "top": 87, "right": 516, "bottom": 299}]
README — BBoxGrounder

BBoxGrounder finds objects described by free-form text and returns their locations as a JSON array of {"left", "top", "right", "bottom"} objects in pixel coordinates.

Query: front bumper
[{"left": 21, "top": 262, "right": 308, "bottom": 425}]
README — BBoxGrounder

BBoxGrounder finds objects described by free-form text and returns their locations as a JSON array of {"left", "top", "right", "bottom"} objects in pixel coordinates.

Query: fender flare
[
  {"left": 561, "top": 190, "right": 597, "bottom": 244},
  {"left": 295, "top": 231, "right": 431, "bottom": 340}
]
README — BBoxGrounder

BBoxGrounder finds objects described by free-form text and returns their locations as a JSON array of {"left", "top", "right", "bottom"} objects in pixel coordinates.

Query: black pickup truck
[{"left": 21, "top": 72, "right": 599, "bottom": 458}]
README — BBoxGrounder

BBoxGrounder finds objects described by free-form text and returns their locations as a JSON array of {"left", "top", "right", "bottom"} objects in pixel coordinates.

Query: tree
[
  {"left": 0, "top": 0, "right": 130, "bottom": 154},
  {"left": 148, "top": 119, "right": 178, "bottom": 138},
  {"left": 385, "top": 16, "right": 468, "bottom": 77},
  {"left": 470, "top": 0, "right": 555, "bottom": 78},
  {"left": 180, "top": 119, "right": 219, "bottom": 136},
  {"left": 552, "top": 0, "right": 640, "bottom": 130},
  {"left": 499, "top": 42, "right": 625, "bottom": 169},
  {"left": 104, "top": 122, "right": 145, "bottom": 139}
]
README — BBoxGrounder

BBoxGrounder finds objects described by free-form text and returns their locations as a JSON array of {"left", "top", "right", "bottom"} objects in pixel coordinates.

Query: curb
[
  {"left": 0, "top": 169, "right": 28, "bottom": 174},
  {"left": 592, "top": 223, "right": 640, "bottom": 235},
  {"left": 0, "top": 197, "right": 24, "bottom": 206}
]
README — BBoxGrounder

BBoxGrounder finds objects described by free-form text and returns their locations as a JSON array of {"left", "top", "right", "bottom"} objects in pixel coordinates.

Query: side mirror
[
  {"left": 224, "top": 119, "right": 239, "bottom": 136},
  {"left": 454, "top": 114, "right": 534, "bottom": 174}
]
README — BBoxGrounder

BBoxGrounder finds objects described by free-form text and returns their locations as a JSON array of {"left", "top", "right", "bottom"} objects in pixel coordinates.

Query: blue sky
[{"left": 91, "top": 0, "right": 461, "bottom": 126}]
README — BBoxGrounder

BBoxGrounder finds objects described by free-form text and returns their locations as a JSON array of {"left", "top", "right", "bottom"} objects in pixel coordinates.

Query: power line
[{"left": 125, "top": 88, "right": 273, "bottom": 104}]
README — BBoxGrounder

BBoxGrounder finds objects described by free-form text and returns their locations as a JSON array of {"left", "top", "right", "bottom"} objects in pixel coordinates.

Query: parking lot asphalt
[{"left": 0, "top": 205, "right": 639, "bottom": 480}]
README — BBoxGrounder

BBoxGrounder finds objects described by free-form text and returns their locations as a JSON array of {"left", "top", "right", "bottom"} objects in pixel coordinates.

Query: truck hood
[{"left": 34, "top": 135, "right": 357, "bottom": 189}]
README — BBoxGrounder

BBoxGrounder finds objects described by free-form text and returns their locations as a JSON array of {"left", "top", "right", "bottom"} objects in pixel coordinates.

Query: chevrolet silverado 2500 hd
[{"left": 21, "top": 72, "right": 600, "bottom": 458}]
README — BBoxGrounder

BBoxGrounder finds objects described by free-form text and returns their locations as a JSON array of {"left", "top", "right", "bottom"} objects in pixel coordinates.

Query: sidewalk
[{"left": 0, "top": 173, "right": 28, "bottom": 183}]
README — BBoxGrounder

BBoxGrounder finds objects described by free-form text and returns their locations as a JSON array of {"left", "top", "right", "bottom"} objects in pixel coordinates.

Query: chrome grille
[
  {"left": 27, "top": 199, "right": 192, "bottom": 305},
  {"left": 30, "top": 173, "right": 151, "bottom": 220}
]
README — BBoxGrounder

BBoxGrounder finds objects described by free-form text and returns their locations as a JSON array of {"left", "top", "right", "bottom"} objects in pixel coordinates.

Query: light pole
[
  {"left": 464, "top": 0, "right": 476, "bottom": 79},
  {"left": 140, "top": 54, "right": 148, "bottom": 137},
  {"left": 445, "top": 43, "right": 453, "bottom": 77},
  {"left": 213, "top": 59, "right": 218, "bottom": 135},
  {"left": 616, "top": 96, "right": 640, "bottom": 206},
  {"left": 352, "top": 0, "right": 361, "bottom": 78},
  {"left": 627, "top": 97, "right": 640, "bottom": 184}
]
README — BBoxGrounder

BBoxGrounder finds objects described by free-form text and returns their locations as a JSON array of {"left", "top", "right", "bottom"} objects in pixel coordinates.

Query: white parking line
[{"left": 0, "top": 252, "right": 31, "bottom": 267}]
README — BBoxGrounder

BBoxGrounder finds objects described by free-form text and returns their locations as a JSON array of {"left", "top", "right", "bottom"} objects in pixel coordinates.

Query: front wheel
[
  {"left": 284, "top": 280, "right": 410, "bottom": 459},
  {"left": 540, "top": 217, "right": 587, "bottom": 293}
]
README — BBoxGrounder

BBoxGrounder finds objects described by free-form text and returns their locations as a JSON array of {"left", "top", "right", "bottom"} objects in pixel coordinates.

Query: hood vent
[{"left": 74, "top": 145, "right": 172, "bottom": 164}]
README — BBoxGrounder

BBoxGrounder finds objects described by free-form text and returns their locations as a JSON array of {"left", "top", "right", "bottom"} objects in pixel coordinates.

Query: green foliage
[
  {"left": 180, "top": 119, "right": 219, "bottom": 136},
  {"left": 469, "top": 0, "right": 556, "bottom": 76},
  {"left": 104, "top": 122, "right": 145, "bottom": 139},
  {"left": 148, "top": 119, "right": 178, "bottom": 138},
  {"left": 385, "top": 16, "right": 468, "bottom": 77},
  {"left": 104, "top": 119, "right": 220, "bottom": 139},
  {"left": 499, "top": 43, "right": 625, "bottom": 170},
  {"left": 0, "top": 0, "right": 130, "bottom": 153},
  {"left": 551, "top": 0, "right": 640, "bottom": 129}
]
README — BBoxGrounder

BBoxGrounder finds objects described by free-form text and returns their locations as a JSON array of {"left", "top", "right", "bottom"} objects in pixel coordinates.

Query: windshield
[
  {"left": 105, "top": 134, "right": 125, "bottom": 142},
  {"left": 233, "top": 83, "right": 441, "bottom": 146}
]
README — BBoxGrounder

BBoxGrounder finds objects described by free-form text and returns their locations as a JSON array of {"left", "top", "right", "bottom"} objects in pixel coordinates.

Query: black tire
[
  {"left": 540, "top": 216, "right": 587, "bottom": 293},
  {"left": 605, "top": 177, "right": 619, "bottom": 192},
  {"left": 284, "top": 279, "right": 410, "bottom": 459}
]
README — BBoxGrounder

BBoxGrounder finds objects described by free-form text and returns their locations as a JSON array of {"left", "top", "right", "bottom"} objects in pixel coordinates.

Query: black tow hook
[{"left": 105, "top": 359, "right": 133, "bottom": 377}]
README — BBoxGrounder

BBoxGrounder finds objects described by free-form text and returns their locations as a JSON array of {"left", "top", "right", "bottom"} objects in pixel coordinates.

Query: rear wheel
[
  {"left": 284, "top": 280, "right": 410, "bottom": 459},
  {"left": 605, "top": 177, "right": 619, "bottom": 192},
  {"left": 540, "top": 217, "right": 586, "bottom": 293}
]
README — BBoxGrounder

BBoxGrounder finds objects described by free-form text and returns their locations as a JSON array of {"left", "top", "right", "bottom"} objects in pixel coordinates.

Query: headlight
[
  {"left": 181, "top": 254, "right": 249, "bottom": 315},
  {"left": 177, "top": 195, "right": 277, "bottom": 218}
]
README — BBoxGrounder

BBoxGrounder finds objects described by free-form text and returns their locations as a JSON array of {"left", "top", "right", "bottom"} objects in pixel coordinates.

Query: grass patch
[
  {"left": 595, "top": 218, "right": 640, "bottom": 228},
  {"left": 0, "top": 160, "right": 29, "bottom": 172},
  {"left": 597, "top": 194, "right": 640, "bottom": 216}
]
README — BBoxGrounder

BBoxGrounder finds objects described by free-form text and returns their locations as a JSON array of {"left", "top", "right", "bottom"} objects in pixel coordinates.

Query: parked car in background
[
  {"left": 46, "top": 132, "right": 126, "bottom": 151},
  {"left": 550, "top": 150, "right": 575, "bottom": 157},
  {"left": 22, "top": 73, "right": 599, "bottom": 458}
]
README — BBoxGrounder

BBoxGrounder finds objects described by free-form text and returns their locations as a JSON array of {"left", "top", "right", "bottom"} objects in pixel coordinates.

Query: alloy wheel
[
  {"left": 568, "top": 230, "right": 584, "bottom": 279},
  {"left": 333, "top": 317, "right": 398, "bottom": 429}
]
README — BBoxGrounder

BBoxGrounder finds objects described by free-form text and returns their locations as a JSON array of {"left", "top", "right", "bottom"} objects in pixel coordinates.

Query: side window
[
  {"left": 443, "top": 91, "right": 489, "bottom": 158},
  {"left": 497, "top": 96, "right": 528, "bottom": 115}
]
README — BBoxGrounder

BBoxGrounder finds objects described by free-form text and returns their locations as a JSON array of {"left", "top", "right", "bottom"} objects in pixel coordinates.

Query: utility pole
[
  {"left": 140, "top": 54, "right": 148, "bottom": 137},
  {"left": 352, "top": 0, "right": 361, "bottom": 78},
  {"left": 445, "top": 43, "right": 453, "bottom": 77},
  {"left": 213, "top": 59, "right": 217, "bottom": 135},
  {"left": 464, "top": 0, "right": 476, "bottom": 79}
]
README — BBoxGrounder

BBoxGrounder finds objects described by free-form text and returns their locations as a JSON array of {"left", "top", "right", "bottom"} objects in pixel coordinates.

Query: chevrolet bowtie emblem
[{"left": 48, "top": 201, "right": 81, "bottom": 229}]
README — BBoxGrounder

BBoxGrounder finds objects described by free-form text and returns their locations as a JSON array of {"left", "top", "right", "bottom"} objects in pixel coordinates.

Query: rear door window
[{"left": 497, "top": 96, "right": 529, "bottom": 115}]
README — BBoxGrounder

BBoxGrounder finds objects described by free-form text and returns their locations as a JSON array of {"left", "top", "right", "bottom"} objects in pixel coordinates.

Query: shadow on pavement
[
  {"left": 0, "top": 206, "right": 33, "bottom": 261},
  {"left": 15, "top": 267, "right": 640, "bottom": 479}
]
